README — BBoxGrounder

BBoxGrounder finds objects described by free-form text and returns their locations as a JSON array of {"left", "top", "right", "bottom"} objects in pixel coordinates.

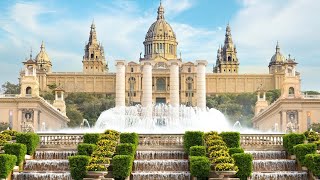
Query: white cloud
[{"left": 162, "top": 0, "right": 193, "bottom": 16}]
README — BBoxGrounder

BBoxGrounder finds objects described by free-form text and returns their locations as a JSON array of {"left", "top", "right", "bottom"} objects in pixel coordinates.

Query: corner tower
[
  {"left": 214, "top": 24, "right": 239, "bottom": 73},
  {"left": 143, "top": 1, "right": 178, "bottom": 61},
  {"left": 82, "top": 21, "right": 108, "bottom": 73}
]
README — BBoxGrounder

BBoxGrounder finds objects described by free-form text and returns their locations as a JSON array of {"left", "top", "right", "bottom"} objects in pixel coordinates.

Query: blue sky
[{"left": 0, "top": 0, "right": 319, "bottom": 91}]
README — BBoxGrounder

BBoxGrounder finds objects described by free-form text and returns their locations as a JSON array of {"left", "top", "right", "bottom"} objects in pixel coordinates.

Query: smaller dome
[
  {"left": 270, "top": 42, "right": 285, "bottom": 63},
  {"left": 35, "top": 41, "right": 51, "bottom": 63}
]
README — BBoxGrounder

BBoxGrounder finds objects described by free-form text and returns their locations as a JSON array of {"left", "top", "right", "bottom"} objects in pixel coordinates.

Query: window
[
  {"left": 26, "top": 87, "right": 32, "bottom": 95},
  {"left": 289, "top": 87, "right": 295, "bottom": 95},
  {"left": 228, "top": 56, "right": 231, "bottom": 61},
  {"left": 156, "top": 78, "right": 166, "bottom": 91},
  {"left": 186, "top": 77, "right": 193, "bottom": 90},
  {"left": 91, "top": 54, "right": 94, "bottom": 58},
  {"left": 188, "top": 67, "right": 191, "bottom": 73}
]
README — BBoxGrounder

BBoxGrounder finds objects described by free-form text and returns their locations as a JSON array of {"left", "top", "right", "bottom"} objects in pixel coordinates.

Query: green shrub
[
  {"left": 120, "top": 133, "right": 139, "bottom": 145},
  {"left": 293, "top": 143, "right": 317, "bottom": 166},
  {"left": 1, "top": 130, "right": 18, "bottom": 137},
  {"left": 228, "top": 148, "right": 244, "bottom": 156},
  {"left": 69, "top": 155, "right": 90, "bottom": 180},
  {"left": 0, "top": 133, "right": 12, "bottom": 141},
  {"left": 189, "top": 156, "right": 210, "bottom": 178},
  {"left": 209, "top": 150, "right": 229, "bottom": 159},
  {"left": 89, "top": 156, "right": 110, "bottom": 164},
  {"left": 99, "top": 134, "right": 119, "bottom": 142},
  {"left": 0, "top": 139, "right": 7, "bottom": 146},
  {"left": 86, "top": 164, "right": 107, "bottom": 171},
  {"left": 112, "top": 155, "right": 133, "bottom": 179},
  {"left": 305, "top": 154, "right": 320, "bottom": 176},
  {"left": 204, "top": 131, "right": 219, "bottom": 142},
  {"left": 4, "top": 143, "right": 27, "bottom": 165},
  {"left": 215, "top": 163, "right": 238, "bottom": 171},
  {"left": 208, "top": 145, "right": 228, "bottom": 153},
  {"left": 206, "top": 139, "right": 227, "bottom": 147},
  {"left": 16, "top": 133, "right": 39, "bottom": 155},
  {"left": 97, "top": 139, "right": 117, "bottom": 148},
  {"left": 283, "top": 133, "right": 306, "bottom": 155},
  {"left": 220, "top": 132, "right": 240, "bottom": 148},
  {"left": 116, "top": 143, "right": 136, "bottom": 156},
  {"left": 103, "top": 130, "right": 120, "bottom": 139},
  {"left": 77, "top": 143, "right": 97, "bottom": 156},
  {"left": 212, "top": 156, "right": 234, "bottom": 164},
  {"left": 0, "top": 154, "right": 17, "bottom": 178},
  {"left": 183, "top": 131, "right": 204, "bottom": 154},
  {"left": 315, "top": 141, "right": 320, "bottom": 150},
  {"left": 190, "top": 146, "right": 206, "bottom": 157},
  {"left": 83, "top": 133, "right": 100, "bottom": 144},
  {"left": 304, "top": 130, "right": 319, "bottom": 142},
  {"left": 232, "top": 153, "right": 253, "bottom": 180}
]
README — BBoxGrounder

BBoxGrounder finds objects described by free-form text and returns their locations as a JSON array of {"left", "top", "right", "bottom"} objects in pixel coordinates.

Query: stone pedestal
[
  {"left": 115, "top": 60, "right": 126, "bottom": 107},
  {"left": 142, "top": 61, "right": 152, "bottom": 107},
  {"left": 196, "top": 60, "right": 207, "bottom": 110},
  {"left": 169, "top": 60, "right": 180, "bottom": 107}
]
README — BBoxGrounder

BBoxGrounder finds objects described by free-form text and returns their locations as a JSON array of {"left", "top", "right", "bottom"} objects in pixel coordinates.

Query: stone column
[
  {"left": 196, "top": 60, "right": 208, "bottom": 110},
  {"left": 142, "top": 61, "right": 152, "bottom": 107},
  {"left": 115, "top": 60, "right": 126, "bottom": 107},
  {"left": 169, "top": 60, "right": 180, "bottom": 107}
]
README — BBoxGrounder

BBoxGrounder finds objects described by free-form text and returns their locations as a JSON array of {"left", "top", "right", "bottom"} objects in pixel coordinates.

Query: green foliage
[
  {"left": 120, "top": 132, "right": 139, "bottom": 145},
  {"left": 83, "top": 133, "right": 100, "bottom": 144},
  {"left": 283, "top": 133, "right": 306, "bottom": 155},
  {"left": 1, "top": 130, "right": 18, "bottom": 137},
  {"left": 212, "top": 156, "right": 235, "bottom": 164},
  {"left": 0, "top": 154, "right": 17, "bottom": 178},
  {"left": 65, "top": 93, "right": 115, "bottom": 126},
  {"left": 89, "top": 156, "right": 110, "bottom": 164},
  {"left": 183, "top": 131, "right": 204, "bottom": 154},
  {"left": 228, "top": 148, "right": 244, "bottom": 156},
  {"left": 315, "top": 141, "right": 320, "bottom": 150},
  {"left": 304, "top": 130, "right": 319, "bottom": 142},
  {"left": 215, "top": 163, "right": 238, "bottom": 171},
  {"left": 0, "top": 122, "right": 9, "bottom": 131},
  {"left": 4, "top": 143, "right": 27, "bottom": 165},
  {"left": 305, "top": 154, "right": 320, "bottom": 176},
  {"left": 206, "top": 139, "right": 226, "bottom": 147},
  {"left": 116, "top": 143, "right": 136, "bottom": 156},
  {"left": 112, "top": 155, "right": 134, "bottom": 179},
  {"left": 0, "top": 139, "right": 7, "bottom": 146},
  {"left": 1, "top": 81, "right": 20, "bottom": 94},
  {"left": 16, "top": 132, "right": 39, "bottom": 155},
  {"left": 293, "top": 143, "right": 317, "bottom": 166},
  {"left": 232, "top": 153, "right": 253, "bottom": 180},
  {"left": 40, "top": 91, "right": 55, "bottom": 102},
  {"left": 266, "top": 89, "right": 281, "bottom": 104},
  {"left": 208, "top": 145, "right": 228, "bottom": 153},
  {"left": 209, "top": 150, "right": 230, "bottom": 159},
  {"left": 303, "top": 91, "right": 320, "bottom": 95},
  {"left": 86, "top": 164, "right": 106, "bottom": 171},
  {"left": 189, "top": 156, "right": 210, "bottom": 178},
  {"left": 189, "top": 146, "right": 206, "bottom": 157},
  {"left": 69, "top": 155, "right": 90, "bottom": 180},
  {"left": 219, "top": 132, "right": 240, "bottom": 148},
  {"left": 77, "top": 143, "right": 97, "bottom": 156},
  {"left": 204, "top": 131, "right": 219, "bottom": 142},
  {"left": 310, "top": 123, "right": 320, "bottom": 133},
  {"left": 0, "top": 133, "right": 12, "bottom": 141}
]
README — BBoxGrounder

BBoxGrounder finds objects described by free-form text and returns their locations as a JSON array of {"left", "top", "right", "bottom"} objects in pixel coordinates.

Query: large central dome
[{"left": 143, "top": 2, "right": 178, "bottom": 60}]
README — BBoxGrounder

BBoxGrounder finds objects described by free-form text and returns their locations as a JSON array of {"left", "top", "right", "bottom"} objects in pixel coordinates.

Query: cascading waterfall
[
  {"left": 13, "top": 172, "right": 72, "bottom": 180},
  {"left": 35, "top": 151, "right": 77, "bottom": 159},
  {"left": 132, "top": 172, "right": 191, "bottom": 180},
  {"left": 24, "top": 159, "right": 69, "bottom": 171},
  {"left": 246, "top": 151, "right": 287, "bottom": 159},
  {"left": 136, "top": 151, "right": 186, "bottom": 159},
  {"left": 94, "top": 104, "right": 229, "bottom": 133},
  {"left": 134, "top": 159, "right": 189, "bottom": 171},
  {"left": 251, "top": 172, "right": 308, "bottom": 180},
  {"left": 253, "top": 159, "right": 296, "bottom": 171}
]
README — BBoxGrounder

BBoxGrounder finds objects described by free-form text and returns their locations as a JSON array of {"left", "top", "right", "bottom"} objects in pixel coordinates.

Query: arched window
[
  {"left": 26, "top": 87, "right": 32, "bottom": 95},
  {"left": 186, "top": 77, "right": 193, "bottom": 90},
  {"left": 289, "top": 87, "right": 295, "bottom": 95},
  {"left": 228, "top": 56, "right": 232, "bottom": 61},
  {"left": 156, "top": 78, "right": 166, "bottom": 91},
  {"left": 128, "top": 77, "right": 136, "bottom": 92}
]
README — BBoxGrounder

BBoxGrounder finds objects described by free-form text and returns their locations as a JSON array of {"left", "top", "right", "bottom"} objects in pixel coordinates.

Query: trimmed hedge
[
  {"left": 69, "top": 155, "right": 90, "bottom": 180},
  {"left": 190, "top": 146, "right": 206, "bottom": 157},
  {"left": 120, "top": 132, "right": 139, "bottom": 145},
  {"left": 232, "top": 153, "right": 253, "bottom": 180},
  {"left": 184, "top": 131, "right": 204, "bottom": 154},
  {"left": 116, "top": 143, "right": 136, "bottom": 156},
  {"left": 0, "top": 133, "right": 12, "bottom": 141},
  {"left": 305, "top": 154, "right": 320, "bottom": 177},
  {"left": 0, "top": 154, "right": 17, "bottom": 178},
  {"left": 293, "top": 143, "right": 317, "bottom": 166},
  {"left": 83, "top": 133, "right": 100, "bottom": 144},
  {"left": 112, "top": 155, "right": 134, "bottom": 179},
  {"left": 4, "top": 143, "right": 27, "bottom": 165},
  {"left": 1, "top": 130, "right": 18, "bottom": 137},
  {"left": 189, "top": 156, "right": 210, "bottom": 178},
  {"left": 229, "top": 147, "right": 244, "bottom": 156},
  {"left": 16, "top": 133, "right": 39, "bottom": 155},
  {"left": 304, "top": 130, "right": 319, "bottom": 142},
  {"left": 77, "top": 143, "right": 97, "bottom": 156},
  {"left": 283, "top": 133, "right": 306, "bottom": 155},
  {"left": 219, "top": 132, "right": 240, "bottom": 148}
]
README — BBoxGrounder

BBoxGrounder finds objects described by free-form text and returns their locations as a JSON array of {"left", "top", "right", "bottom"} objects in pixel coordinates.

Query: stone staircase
[
  {"left": 12, "top": 149, "right": 76, "bottom": 180},
  {"left": 132, "top": 135, "right": 190, "bottom": 180},
  {"left": 246, "top": 150, "right": 308, "bottom": 180}
]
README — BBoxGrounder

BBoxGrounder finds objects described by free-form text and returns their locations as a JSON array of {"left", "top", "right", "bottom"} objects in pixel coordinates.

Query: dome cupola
[
  {"left": 35, "top": 41, "right": 52, "bottom": 72},
  {"left": 270, "top": 41, "right": 286, "bottom": 63}
]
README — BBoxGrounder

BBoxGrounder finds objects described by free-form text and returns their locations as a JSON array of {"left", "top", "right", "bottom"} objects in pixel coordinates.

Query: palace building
[{"left": 3, "top": 1, "right": 318, "bottom": 132}]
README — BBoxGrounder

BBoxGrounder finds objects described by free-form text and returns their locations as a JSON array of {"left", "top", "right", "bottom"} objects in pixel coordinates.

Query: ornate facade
[{"left": 21, "top": 2, "right": 298, "bottom": 107}]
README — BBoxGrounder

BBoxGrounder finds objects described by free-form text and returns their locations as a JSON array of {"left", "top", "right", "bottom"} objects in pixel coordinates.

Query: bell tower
[
  {"left": 82, "top": 21, "right": 108, "bottom": 73},
  {"left": 20, "top": 52, "right": 40, "bottom": 97},
  {"left": 53, "top": 86, "right": 66, "bottom": 116}
]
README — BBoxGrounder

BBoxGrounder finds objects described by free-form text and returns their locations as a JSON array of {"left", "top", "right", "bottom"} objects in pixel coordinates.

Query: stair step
[
  {"left": 251, "top": 171, "right": 308, "bottom": 180},
  {"left": 35, "top": 150, "right": 77, "bottom": 159},
  {"left": 132, "top": 171, "right": 190, "bottom": 180},
  {"left": 133, "top": 159, "right": 189, "bottom": 171},
  {"left": 12, "top": 172, "right": 72, "bottom": 180},
  {"left": 24, "top": 159, "right": 69, "bottom": 171},
  {"left": 246, "top": 151, "right": 287, "bottom": 160},
  {"left": 253, "top": 159, "right": 296, "bottom": 171},
  {"left": 136, "top": 150, "right": 186, "bottom": 159}
]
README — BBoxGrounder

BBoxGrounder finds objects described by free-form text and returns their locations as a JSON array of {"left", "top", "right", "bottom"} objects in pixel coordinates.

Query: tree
[
  {"left": 1, "top": 81, "right": 20, "bottom": 94},
  {"left": 66, "top": 105, "right": 84, "bottom": 127},
  {"left": 266, "top": 89, "right": 281, "bottom": 103},
  {"left": 303, "top": 91, "right": 320, "bottom": 95},
  {"left": 310, "top": 123, "right": 320, "bottom": 132}
]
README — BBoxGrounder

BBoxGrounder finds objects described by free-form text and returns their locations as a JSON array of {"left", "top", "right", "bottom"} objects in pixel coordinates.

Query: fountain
[
  {"left": 80, "top": 119, "right": 91, "bottom": 128},
  {"left": 233, "top": 121, "right": 242, "bottom": 131},
  {"left": 94, "top": 104, "right": 230, "bottom": 133}
]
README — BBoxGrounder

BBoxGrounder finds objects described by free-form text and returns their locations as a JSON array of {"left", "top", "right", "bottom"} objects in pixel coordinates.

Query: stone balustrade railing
[{"left": 37, "top": 133, "right": 284, "bottom": 149}]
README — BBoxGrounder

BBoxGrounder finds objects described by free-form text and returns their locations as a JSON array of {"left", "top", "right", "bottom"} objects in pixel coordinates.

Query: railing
[
  {"left": 38, "top": 133, "right": 285, "bottom": 149},
  {"left": 0, "top": 94, "right": 20, "bottom": 98},
  {"left": 302, "top": 94, "right": 320, "bottom": 99}
]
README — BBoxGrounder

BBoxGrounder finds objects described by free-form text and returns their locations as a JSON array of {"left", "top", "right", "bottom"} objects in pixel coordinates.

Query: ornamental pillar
[
  {"left": 115, "top": 60, "right": 126, "bottom": 107},
  {"left": 142, "top": 61, "right": 153, "bottom": 107},
  {"left": 196, "top": 60, "right": 207, "bottom": 110},
  {"left": 169, "top": 60, "right": 180, "bottom": 107}
]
